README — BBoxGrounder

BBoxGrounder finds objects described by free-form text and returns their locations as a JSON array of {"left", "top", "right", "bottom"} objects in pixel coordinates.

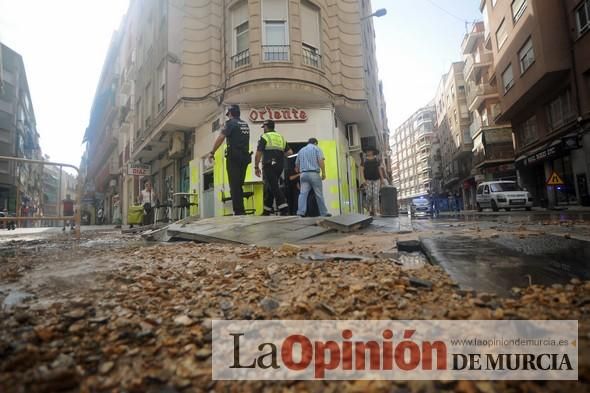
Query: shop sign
[
  {"left": 127, "top": 163, "right": 151, "bottom": 176},
  {"left": 248, "top": 107, "right": 308, "bottom": 123},
  {"left": 523, "top": 145, "right": 560, "bottom": 166},
  {"left": 562, "top": 135, "right": 580, "bottom": 151}
]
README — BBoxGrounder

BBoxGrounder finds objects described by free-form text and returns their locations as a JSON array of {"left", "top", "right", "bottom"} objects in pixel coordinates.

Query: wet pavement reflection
[{"left": 412, "top": 211, "right": 590, "bottom": 296}]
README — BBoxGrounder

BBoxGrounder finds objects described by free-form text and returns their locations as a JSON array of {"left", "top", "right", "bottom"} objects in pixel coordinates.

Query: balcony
[
  {"left": 473, "top": 147, "right": 515, "bottom": 168},
  {"left": 416, "top": 138, "right": 429, "bottom": 150},
  {"left": 262, "top": 45, "right": 290, "bottom": 62},
  {"left": 461, "top": 26, "right": 485, "bottom": 55},
  {"left": 415, "top": 127, "right": 433, "bottom": 140},
  {"left": 108, "top": 155, "right": 119, "bottom": 176},
  {"left": 232, "top": 49, "right": 250, "bottom": 69},
  {"left": 302, "top": 44, "right": 321, "bottom": 68},
  {"left": 417, "top": 151, "right": 430, "bottom": 162},
  {"left": 466, "top": 82, "right": 497, "bottom": 111},
  {"left": 464, "top": 51, "right": 493, "bottom": 82}
]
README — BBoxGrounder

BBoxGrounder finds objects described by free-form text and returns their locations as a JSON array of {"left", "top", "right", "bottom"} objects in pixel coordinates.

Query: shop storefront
[
  {"left": 193, "top": 105, "right": 368, "bottom": 218},
  {"left": 516, "top": 133, "right": 589, "bottom": 207}
]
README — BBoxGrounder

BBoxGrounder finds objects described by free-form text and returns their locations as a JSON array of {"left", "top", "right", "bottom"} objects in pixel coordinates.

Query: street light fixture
[{"left": 361, "top": 8, "right": 387, "bottom": 20}]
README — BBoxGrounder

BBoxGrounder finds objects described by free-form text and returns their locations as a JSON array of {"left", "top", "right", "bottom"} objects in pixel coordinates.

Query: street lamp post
[{"left": 361, "top": 8, "right": 387, "bottom": 20}]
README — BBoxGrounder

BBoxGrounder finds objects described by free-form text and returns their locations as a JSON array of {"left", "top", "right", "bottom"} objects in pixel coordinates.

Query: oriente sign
[{"left": 248, "top": 107, "right": 308, "bottom": 123}]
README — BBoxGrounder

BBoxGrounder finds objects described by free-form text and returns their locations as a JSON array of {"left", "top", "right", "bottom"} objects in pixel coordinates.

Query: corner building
[{"left": 84, "top": 0, "right": 389, "bottom": 222}]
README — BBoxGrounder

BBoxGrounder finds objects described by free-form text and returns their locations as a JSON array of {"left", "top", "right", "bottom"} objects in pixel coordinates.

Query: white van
[{"left": 476, "top": 181, "right": 533, "bottom": 212}]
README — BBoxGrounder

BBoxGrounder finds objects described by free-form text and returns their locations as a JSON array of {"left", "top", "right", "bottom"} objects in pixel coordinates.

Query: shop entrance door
[
  {"left": 202, "top": 170, "right": 214, "bottom": 218},
  {"left": 552, "top": 156, "right": 577, "bottom": 205}
]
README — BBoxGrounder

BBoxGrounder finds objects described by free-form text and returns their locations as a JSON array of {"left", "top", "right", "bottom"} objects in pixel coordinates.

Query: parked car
[
  {"left": 476, "top": 181, "right": 533, "bottom": 212},
  {"left": 411, "top": 196, "right": 432, "bottom": 217}
]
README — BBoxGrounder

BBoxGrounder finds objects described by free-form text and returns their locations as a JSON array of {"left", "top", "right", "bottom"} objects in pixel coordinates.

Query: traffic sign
[{"left": 546, "top": 171, "right": 565, "bottom": 186}]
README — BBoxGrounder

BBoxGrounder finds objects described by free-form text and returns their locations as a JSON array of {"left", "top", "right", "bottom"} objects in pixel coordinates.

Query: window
[
  {"left": 502, "top": 64, "right": 514, "bottom": 93},
  {"left": 262, "top": 0, "right": 289, "bottom": 61},
  {"left": 546, "top": 91, "right": 574, "bottom": 130},
  {"left": 157, "top": 65, "right": 166, "bottom": 112},
  {"left": 144, "top": 82, "right": 152, "bottom": 128},
  {"left": 136, "top": 97, "right": 143, "bottom": 136},
  {"left": 511, "top": 0, "right": 527, "bottom": 22},
  {"left": 301, "top": 1, "right": 321, "bottom": 68},
  {"left": 518, "top": 37, "right": 535, "bottom": 73},
  {"left": 517, "top": 115, "right": 538, "bottom": 147},
  {"left": 232, "top": 1, "right": 250, "bottom": 68},
  {"left": 496, "top": 19, "right": 508, "bottom": 50},
  {"left": 576, "top": 0, "right": 590, "bottom": 35}
]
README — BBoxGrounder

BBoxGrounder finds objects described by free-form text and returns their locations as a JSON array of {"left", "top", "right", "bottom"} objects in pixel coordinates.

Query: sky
[{"left": 0, "top": 0, "right": 482, "bottom": 168}]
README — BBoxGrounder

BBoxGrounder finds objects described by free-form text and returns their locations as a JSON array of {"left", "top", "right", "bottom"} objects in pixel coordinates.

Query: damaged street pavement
[{"left": 0, "top": 212, "right": 589, "bottom": 392}]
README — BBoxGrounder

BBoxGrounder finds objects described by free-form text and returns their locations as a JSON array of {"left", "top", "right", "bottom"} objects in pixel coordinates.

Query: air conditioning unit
[
  {"left": 169, "top": 131, "right": 185, "bottom": 158},
  {"left": 346, "top": 123, "right": 361, "bottom": 150}
]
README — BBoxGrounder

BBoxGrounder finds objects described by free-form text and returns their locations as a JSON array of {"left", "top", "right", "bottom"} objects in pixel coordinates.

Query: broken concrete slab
[
  {"left": 318, "top": 214, "right": 373, "bottom": 233},
  {"left": 164, "top": 215, "right": 333, "bottom": 246}
]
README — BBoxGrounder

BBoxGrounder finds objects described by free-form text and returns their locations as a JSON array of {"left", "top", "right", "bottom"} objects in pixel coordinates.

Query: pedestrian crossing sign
[{"left": 546, "top": 171, "right": 565, "bottom": 186}]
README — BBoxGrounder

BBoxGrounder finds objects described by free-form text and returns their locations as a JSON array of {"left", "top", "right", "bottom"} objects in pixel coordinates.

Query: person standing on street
[
  {"left": 140, "top": 181, "right": 156, "bottom": 225},
  {"left": 208, "top": 105, "right": 251, "bottom": 215},
  {"left": 62, "top": 194, "right": 75, "bottom": 231},
  {"left": 360, "top": 148, "right": 385, "bottom": 216},
  {"left": 254, "top": 120, "right": 292, "bottom": 215},
  {"left": 295, "top": 138, "right": 331, "bottom": 217}
]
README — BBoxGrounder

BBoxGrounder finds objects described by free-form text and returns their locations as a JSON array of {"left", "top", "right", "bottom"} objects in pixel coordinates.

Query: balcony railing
[
  {"left": 302, "top": 45, "right": 321, "bottom": 68},
  {"left": 466, "top": 82, "right": 497, "bottom": 110},
  {"left": 473, "top": 148, "right": 515, "bottom": 167},
  {"left": 469, "top": 119, "right": 482, "bottom": 139},
  {"left": 232, "top": 49, "right": 250, "bottom": 69},
  {"left": 262, "top": 45, "right": 290, "bottom": 62},
  {"left": 464, "top": 51, "right": 493, "bottom": 80}
]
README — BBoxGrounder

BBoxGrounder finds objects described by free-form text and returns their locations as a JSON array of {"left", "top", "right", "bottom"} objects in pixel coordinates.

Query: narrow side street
[{"left": 0, "top": 213, "right": 588, "bottom": 392}]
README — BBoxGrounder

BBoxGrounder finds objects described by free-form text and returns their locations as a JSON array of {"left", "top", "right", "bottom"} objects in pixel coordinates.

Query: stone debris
[
  {"left": 298, "top": 251, "right": 369, "bottom": 262},
  {"left": 0, "top": 230, "right": 588, "bottom": 392}
]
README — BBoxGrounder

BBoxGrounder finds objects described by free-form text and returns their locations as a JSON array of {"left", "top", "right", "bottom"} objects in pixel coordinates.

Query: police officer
[
  {"left": 254, "top": 120, "right": 292, "bottom": 215},
  {"left": 208, "top": 104, "right": 251, "bottom": 215}
]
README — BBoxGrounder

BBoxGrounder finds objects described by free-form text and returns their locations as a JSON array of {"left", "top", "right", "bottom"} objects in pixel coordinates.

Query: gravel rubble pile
[{"left": 0, "top": 238, "right": 588, "bottom": 392}]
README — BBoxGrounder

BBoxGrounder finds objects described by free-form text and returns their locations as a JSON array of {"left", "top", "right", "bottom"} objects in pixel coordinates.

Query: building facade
[
  {"left": 390, "top": 105, "right": 440, "bottom": 206},
  {"left": 83, "top": 0, "right": 390, "bottom": 222},
  {"left": 462, "top": 20, "right": 516, "bottom": 208},
  {"left": 0, "top": 43, "right": 44, "bottom": 219},
  {"left": 434, "top": 62, "right": 474, "bottom": 209},
  {"left": 483, "top": 0, "right": 590, "bottom": 207}
]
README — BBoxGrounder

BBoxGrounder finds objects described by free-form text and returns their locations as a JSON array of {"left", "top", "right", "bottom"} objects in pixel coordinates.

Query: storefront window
[
  {"left": 546, "top": 90, "right": 573, "bottom": 130},
  {"left": 517, "top": 115, "right": 538, "bottom": 148}
]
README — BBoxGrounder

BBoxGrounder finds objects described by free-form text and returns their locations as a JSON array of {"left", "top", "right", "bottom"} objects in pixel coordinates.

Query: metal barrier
[{"left": 0, "top": 156, "right": 82, "bottom": 239}]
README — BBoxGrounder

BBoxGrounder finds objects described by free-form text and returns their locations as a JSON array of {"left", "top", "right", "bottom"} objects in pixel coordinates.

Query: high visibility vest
[{"left": 261, "top": 131, "right": 286, "bottom": 151}]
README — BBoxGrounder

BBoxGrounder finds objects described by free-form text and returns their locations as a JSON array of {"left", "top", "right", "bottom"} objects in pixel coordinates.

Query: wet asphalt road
[{"left": 411, "top": 211, "right": 590, "bottom": 296}]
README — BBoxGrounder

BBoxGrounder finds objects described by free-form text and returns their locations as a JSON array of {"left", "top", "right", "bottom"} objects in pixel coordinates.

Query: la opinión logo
[{"left": 229, "top": 329, "right": 448, "bottom": 378}]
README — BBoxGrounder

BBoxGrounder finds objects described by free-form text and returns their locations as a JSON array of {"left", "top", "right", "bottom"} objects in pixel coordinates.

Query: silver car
[{"left": 476, "top": 181, "right": 533, "bottom": 212}]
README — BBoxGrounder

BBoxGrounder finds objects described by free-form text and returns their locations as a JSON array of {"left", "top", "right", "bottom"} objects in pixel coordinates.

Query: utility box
[{"left": 380, "top": 186, "right": 398, "bottom": 217}]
